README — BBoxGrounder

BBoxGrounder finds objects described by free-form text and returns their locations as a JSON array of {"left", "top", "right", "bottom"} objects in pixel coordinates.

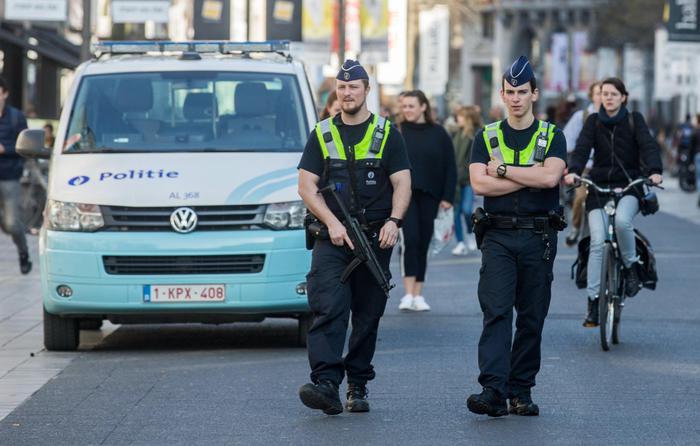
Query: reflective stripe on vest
[
  {"left": 315, "top": 115, "right": 391, "bottom": 160},
  {"left": 482, "top": 120, "right": 555, "bottom": 165}
]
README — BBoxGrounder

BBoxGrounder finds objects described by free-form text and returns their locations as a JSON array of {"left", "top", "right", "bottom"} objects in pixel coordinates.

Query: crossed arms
[{"left": 469, "top": 157, "right": 567, "bottom": 197}]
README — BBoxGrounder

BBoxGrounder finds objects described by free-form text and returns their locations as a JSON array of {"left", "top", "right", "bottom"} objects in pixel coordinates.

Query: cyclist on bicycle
[{"left": 564, "top": 77, "right": 663, "bottom": 327}]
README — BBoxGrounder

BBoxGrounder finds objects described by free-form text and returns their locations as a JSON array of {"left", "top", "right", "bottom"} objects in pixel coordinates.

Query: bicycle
[{"left": 574, "top": 177, "right": 661, "bottom": 351}]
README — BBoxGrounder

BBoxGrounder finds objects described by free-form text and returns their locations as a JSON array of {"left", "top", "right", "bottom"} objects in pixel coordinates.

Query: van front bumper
[{"left": 40, "top": 229, "right": 311, "bottom": 318}]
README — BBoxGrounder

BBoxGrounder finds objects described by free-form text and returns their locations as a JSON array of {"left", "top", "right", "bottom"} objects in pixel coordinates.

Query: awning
[{"left": 0, "top": 25, "right": 80, "bottom": 69}]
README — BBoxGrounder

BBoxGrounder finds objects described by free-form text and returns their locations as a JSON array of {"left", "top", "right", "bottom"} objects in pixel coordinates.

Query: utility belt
[
  {"left": 490, "top": 215, "right": 554, "bottom": 230},
  {"left": 471, "top": 207, "right": 567, "bottom": 259},
  {"left": 304, "top": 214, "right": 385, "bottom": 250}
]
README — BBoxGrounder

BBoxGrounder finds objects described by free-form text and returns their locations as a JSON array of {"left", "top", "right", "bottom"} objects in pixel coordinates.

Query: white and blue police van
[{"left": 16, "top": 41, "right": 316, "bottom": 350}]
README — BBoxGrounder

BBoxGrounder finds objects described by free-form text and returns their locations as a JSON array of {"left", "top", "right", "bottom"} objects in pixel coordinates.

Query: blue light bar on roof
[{"left": 92, "top": 40, "right": 290, "bottom": 55}]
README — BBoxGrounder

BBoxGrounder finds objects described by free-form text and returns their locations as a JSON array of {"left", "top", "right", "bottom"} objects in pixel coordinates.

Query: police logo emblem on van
[
  {"left": 68, "top": 175, "right": 90, "bottom": 186},
  {"left": 170, "top": 207, "right": 198, "bottom": 233}
]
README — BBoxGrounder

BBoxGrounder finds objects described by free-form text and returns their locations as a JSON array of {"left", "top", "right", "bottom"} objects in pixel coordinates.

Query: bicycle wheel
[
  {"left": 598, "top": 244, "right": 615, "bottom": 351},
  {"left": 612, "top": 301, "right": 622, "bottom": 344}
]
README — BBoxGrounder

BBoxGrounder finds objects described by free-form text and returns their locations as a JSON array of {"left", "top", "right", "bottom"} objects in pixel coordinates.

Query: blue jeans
[
  {"left": 0, "top": 180, "right": 28, "bottom": 255},
  {"left": 454, "top": 185, "right": 474, "bottom": 242},
  {"left": 586, "top": 195, "right": 639, "bottom": 298}
]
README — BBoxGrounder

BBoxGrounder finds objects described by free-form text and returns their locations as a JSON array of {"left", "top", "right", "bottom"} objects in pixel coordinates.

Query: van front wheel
[{"left": 43, "top": 307, "right": 79, "bottom": 351}]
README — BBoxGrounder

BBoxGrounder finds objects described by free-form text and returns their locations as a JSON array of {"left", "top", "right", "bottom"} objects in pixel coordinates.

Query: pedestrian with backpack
[{"left": 0, "top": 76, "right": 31, "bottom": 274}]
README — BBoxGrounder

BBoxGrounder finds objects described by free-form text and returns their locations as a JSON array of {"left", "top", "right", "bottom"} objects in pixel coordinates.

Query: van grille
[
  {"left": 101, "top": 205, "right": 266, "bottom": 231},
  {"left": 103, "top": 254, "right": 265, "bottom": 275}
]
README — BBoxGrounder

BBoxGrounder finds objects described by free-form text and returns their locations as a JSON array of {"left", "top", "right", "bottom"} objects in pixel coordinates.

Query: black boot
[
  {"left": 624, "top": 266, "right": 641, "bottom": 297},
  {"left": 345, "top": 382, "right": 370, "bottom": 413},
  {"left": 19, "top": 253, "right": 32, "bottom": 275},
  {"left": 583, "top": 297, "right": 599, "bottom": 327},
  {"left": 299, "top": 380, "right": 343, "bottom": 415},
  {"left": 467, "top": 387, "right": 508, "bottom": 417},
  {"left": 509, "top": 394, "right": 539, "bottom": 416}
]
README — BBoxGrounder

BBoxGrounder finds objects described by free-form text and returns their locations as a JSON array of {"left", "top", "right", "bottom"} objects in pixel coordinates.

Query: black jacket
[
  {"left": 569, "top": 107, "right": 663, "bottom": 210},
  {"left": 569, "top": 108, "right": 663, "bottom": 183},
  {"left": 399, "top": 121, "right": 457, "bottom": 203}
]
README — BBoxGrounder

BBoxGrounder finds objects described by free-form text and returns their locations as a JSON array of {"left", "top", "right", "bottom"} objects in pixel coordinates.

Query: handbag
[{"left": 428, "top": 207, "right": 454, "bottom": 257}]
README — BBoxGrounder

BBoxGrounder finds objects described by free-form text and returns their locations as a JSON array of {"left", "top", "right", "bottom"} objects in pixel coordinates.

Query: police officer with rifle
[
  {"left": 466, "top": 56, "right": 568, "bottom": 417},
  {"left": 297, "top": 60, "right": 411, "bottom": 415}
]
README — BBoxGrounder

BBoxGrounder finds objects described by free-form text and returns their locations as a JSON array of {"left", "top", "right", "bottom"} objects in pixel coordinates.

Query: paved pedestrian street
[{"left": 0, "top": 183, "right": 699, "bottom": 445}]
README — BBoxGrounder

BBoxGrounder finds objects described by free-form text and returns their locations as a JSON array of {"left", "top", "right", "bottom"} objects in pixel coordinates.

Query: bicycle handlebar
[{"left": 571, "top": 177, "right": 664, "bottom": 194}]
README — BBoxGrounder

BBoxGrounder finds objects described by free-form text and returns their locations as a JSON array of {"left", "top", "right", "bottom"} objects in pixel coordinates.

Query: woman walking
[
  {"left": 451, "top": 106, "right": 482, "bottom": 255},
  {"left": 564, "top": 78, "right": 663, "bottom": 327},
  {"left": 398, "top": 90, "right": 457, "bottom": 311}
]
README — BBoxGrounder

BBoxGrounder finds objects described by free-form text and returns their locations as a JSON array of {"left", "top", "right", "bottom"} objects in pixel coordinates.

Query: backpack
[{"left": 571, "top": 228, "right": 658, "bottom": 291}]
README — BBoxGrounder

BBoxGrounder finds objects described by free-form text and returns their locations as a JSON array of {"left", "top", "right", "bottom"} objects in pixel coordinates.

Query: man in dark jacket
[{"left": 0, "top": 76, "right": 31, "bottom": 274}]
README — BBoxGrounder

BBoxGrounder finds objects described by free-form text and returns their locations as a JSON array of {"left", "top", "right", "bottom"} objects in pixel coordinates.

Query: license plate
[{"left": 143, "top": 284, "right": 225, "bottom": 303}]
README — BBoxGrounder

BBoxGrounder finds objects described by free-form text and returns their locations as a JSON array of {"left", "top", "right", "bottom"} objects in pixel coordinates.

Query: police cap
[
  {"left": 504, "top": 55, "right": 534, "bottom": 87},
  {"left": 337, "top": 59, "right": 369, "bottom": 82}
]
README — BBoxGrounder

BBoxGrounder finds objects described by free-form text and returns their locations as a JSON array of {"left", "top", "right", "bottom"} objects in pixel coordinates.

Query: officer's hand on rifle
[
  {"left": 328, "top": 220, "right": 355, "bottom": 250},
  {"left": 378, "top": 220, "right": 399, "bottom": 249}
]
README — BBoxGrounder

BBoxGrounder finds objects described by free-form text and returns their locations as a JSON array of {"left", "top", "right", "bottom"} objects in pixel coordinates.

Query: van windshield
[{"left": 64, "top": 71, "right": 308, "bottom": 153}]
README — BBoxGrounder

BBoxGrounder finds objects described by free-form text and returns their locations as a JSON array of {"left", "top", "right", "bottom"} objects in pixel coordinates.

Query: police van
[{"left": 16, "top": 41, "right": 315, "bottom": 350}]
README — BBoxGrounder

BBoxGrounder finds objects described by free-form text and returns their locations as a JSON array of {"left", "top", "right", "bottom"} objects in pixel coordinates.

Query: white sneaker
[
  {"left": 398, "top": 294, "right": 414, "bottom": 311},
  {"left": 412, "top": 295, "right": 431, "bottom": 311},
  {"left": 451, "top": 241, "right": 467, "bottom": 256},
  {"left": 467, "top": 234, "right": 477, "bottom": 252}
]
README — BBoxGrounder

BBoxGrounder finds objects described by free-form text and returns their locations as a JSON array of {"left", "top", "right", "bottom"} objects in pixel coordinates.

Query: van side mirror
[{"left": 16, "top": 129, "right": 51, "bottom": 159}]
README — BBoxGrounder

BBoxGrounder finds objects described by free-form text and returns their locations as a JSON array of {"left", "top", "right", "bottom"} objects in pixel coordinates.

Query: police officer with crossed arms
[
  {"left": 467, "top": 56, "right": 567, "bottom": 417},
  {"left": 297, "top": 60, "right": 411, "bottom": 415}
]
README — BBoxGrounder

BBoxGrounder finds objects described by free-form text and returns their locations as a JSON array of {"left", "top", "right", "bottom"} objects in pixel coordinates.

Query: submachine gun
[{"left": 317, "top": 184, "right": 395, "bottom": 298}]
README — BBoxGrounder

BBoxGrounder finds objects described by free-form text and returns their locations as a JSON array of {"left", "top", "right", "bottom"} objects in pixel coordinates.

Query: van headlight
[
  {"left": 47, "top": 200, "right": 104, "bottom": 231},
  {"left": 263, "top": 201, "right": 306, "bottom": 230}
]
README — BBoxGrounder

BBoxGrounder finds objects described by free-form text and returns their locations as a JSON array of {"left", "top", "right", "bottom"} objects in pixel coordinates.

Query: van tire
[
  {"left": 297, "top": 315, "right": 313, "bottom": 348},
  {"left": 43, "top": 307, "right": 79, "bottom": 351},
  {"left": 80, "top": 319, "right": 103, "bottom": 330}
]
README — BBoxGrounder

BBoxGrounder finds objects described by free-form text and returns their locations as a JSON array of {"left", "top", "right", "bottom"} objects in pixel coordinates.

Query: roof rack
[{"left": 92, "top": 40, "right": 291, "bottom": 59}]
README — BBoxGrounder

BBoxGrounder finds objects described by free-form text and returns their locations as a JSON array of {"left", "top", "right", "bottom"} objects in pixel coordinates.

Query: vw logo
[
  {"left": 68, "top": 175, "right": 90, "bottom": 186},
  {"left": 170, "top": 207, "right": 198, "bottom": 233}
]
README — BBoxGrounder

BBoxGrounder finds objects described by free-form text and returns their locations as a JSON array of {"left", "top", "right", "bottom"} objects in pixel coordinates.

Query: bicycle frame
[{"left": 577, "top": 177, "right": 648, "bottom": 350}]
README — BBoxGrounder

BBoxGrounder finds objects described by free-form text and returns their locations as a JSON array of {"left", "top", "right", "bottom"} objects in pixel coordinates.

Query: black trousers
[
  {"left": 305, "top": 236, "right": 393, "bottom": 386},
  {"left": 401, "top": 190, "right": 440, "bottom": 282},
  {"left": 476, "top": 228, "right": 557, "bottom": 398}
]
